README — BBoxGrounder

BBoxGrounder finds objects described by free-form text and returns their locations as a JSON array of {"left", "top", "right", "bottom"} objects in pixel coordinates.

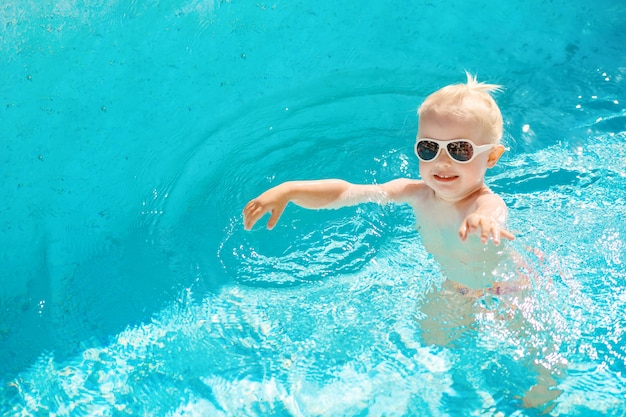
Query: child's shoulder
[
  {"left": 380, "top": 178, "right": 430, "bottom": 202},
  {"left": 474, "top": 185, "right": 506, "bottom": 203}
]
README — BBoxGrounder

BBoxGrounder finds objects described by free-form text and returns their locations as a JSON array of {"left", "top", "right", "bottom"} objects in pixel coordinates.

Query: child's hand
[
  {"left": 458, "top": 213, "right": 515, "bottom": 245},
  {"left": 243, "top": 187, "right": 288, "bottom": 231}
]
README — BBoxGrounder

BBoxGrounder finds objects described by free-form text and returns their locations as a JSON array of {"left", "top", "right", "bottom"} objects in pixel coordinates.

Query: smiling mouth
[{"left": 434, "top": 174, "right": 458, "bottom": 182}]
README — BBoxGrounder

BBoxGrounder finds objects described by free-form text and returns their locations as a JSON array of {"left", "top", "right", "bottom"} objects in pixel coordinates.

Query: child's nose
[{"left": 434, "top": 149, "right": 453, "bottom": 165}]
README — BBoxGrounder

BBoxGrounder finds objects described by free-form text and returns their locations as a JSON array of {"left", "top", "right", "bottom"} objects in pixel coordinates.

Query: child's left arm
[{"left": 458, "top": 193, "right": 515, "bottom": 245}]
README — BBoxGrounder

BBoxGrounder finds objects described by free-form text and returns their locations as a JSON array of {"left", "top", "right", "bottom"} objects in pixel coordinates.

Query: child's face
[{"left": 417, "top": 113, "right": 502, "bottom": 203}]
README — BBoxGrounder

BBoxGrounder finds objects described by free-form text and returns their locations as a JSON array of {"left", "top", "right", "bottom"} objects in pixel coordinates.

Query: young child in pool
[
  {"left": 243, "top": 72, "right": 515, "bottom": 292},
  {"left": 243, "top": 73, "right": 562, "bottom": 411}
]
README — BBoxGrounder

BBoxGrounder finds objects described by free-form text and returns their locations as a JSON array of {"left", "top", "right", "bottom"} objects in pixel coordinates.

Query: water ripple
[{"left": 219, "top": 208, "right": 389, "bottom": 287}]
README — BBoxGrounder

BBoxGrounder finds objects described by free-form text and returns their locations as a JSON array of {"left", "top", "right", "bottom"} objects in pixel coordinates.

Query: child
[
  {"left": 243, "top": 72, "right": 515, "bottom": 292},
  {"left": 243, "top": 73, "right": 563, "bottom": 410}
]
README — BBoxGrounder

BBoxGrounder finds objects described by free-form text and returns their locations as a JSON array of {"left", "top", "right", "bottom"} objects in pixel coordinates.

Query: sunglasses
[{"left": 414, "top": 138, "right": 495, "bottom": 164}]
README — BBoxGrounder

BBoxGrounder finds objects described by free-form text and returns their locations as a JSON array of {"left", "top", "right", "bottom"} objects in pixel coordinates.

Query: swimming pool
[{"left": 1, "top": 0, "right": 625, "bottom": 415}]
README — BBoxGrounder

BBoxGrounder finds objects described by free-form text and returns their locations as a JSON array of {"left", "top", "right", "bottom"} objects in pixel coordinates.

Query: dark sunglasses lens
[
  {"left": 416, "top": 141, "right": 439, "bottom": 160},
  {"left": 447, "top": 141, "right": 473, "bottom": 162}
]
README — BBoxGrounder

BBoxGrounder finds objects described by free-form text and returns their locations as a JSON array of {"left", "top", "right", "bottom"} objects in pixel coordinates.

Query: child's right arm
[
  {"left": 243, "top": 180, "right": 352, "bottom": 230},
  {"left": 243, "top": 179, "right": 414, "bottom": 231}
]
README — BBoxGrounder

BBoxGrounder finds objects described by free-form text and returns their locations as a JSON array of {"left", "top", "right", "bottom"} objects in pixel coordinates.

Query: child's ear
[{"left": 487, "top": 145, "right": 505, "bottom": 168}]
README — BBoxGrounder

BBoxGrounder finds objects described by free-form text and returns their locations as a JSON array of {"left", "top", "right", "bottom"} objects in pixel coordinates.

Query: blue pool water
[{"left": 1, "top": 0, "right": 625, "bottom": 415}]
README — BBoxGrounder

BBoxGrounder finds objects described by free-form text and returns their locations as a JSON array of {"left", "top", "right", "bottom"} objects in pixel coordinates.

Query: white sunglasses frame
[{"left": 414, "top": 138, "right": 495, "bottom": 164}]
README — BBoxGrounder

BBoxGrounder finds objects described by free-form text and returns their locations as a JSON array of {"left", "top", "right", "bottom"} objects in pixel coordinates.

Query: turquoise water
[{"left": 1, "top": 0, "right": 625, "bottom": 415}]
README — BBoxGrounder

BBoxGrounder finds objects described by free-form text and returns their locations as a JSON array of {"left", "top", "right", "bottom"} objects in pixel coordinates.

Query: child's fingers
[
  {"left": 484, "top": 224, "right": 516, "bottom": 245},
  {"left": 243, "top": 198, "right": 287, "bottom": 231},
  {"left": 480, "top": 222, "right": 492, "bottom": 244},
  {"left": 480, "top": 220, "right": 504, "bottom": 245},
  {"left": 487, "top": 225, "right": 499, "bottom": 245},
  {"left": 458, "top": 224, "right": 466, "bottom": 240},
  {"left": 459, "top": 216, "right": 479, "bottom": 241},
  {"left": 500, "top": 229, "right": 516, "bottom": 241},
  {"left": 458, "top": 220, "right": 471, "bottom": 241},
  {"left": 266, "top": 206, "right": 285, "bottom": 230},
  {"left": 243, "top": 199, "right": 267, "bottom": 230},
  {"left": 460, "top": 214, "right": 514, "bottom": 245}
]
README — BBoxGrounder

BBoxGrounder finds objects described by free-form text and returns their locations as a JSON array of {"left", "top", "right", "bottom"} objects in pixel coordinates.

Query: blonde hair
[{"left": 418, "top": 72, "right": 503, "bottom": 143}]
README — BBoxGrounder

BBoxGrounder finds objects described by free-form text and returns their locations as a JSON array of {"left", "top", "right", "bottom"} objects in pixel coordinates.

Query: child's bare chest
[
  {"left": 412, "top": 198, "right": 467, "bottom": 240},
  {"left": 410, "top": 197, "right": 499, "bottom": 282},
  {"left": 415, "top": 217, "right": 465, "bottom": 259}
]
